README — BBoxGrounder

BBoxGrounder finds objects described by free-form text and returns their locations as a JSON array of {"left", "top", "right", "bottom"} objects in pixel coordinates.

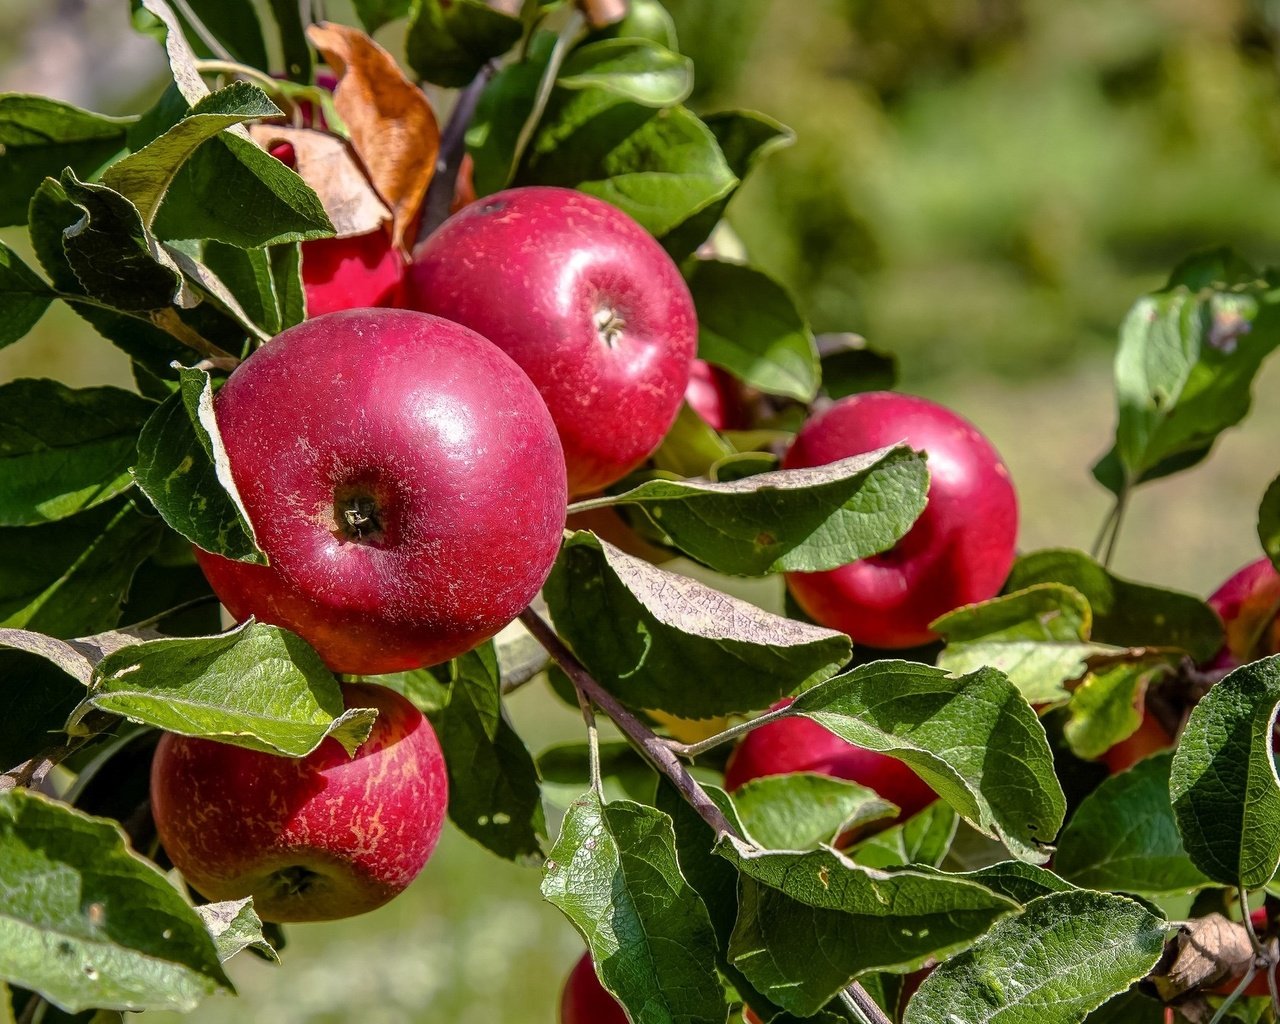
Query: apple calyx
[{"left": 593, "top": 305, "right": 627, "bottom": 348}]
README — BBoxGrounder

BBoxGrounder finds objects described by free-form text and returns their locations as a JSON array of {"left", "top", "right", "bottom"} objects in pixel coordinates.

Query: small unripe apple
[
  {"left": 194, "top": 309, "right": 567, "bottom": 675},
  {"left": 560, "top": 952, "right": 628, "bottom": 1024},
  {"left": 150, "top": 682, "right": 446, "bottom": 922},
  {"left": 1206, "top": 557, "right": 1280, "bottom": 671},
  {"left": 724, "top": 699, "right": 936, "bottom": 825},
  {"left": 685, "top": 359, "right": 748, "bottom": 431},
  {"left": 783, "top": 392, "right": 1018, "bottom": 649},
  {"left": 404, "top": 186, "right": 698, "bottom": 497}
]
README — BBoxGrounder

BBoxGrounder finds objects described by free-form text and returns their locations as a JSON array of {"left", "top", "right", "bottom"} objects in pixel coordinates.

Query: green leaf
[
  {"left": 1055, "top": 752, "right": 1210, "bottom": 894},
  {"left": 543, "top": 531, "right": 851, "bottom": 717},
  {"left": 846, "top": 802, "right": 959, "bottom": 870},
  {"left": 934, "top": 584, "right": 1108, "bottom": 705},
  {"left": 719, "top": 837, "right": 1019, "bottom": 1016},
  {"left": 592, "top": 0, "right": 678, "bottom": 48},
  {"left": 374, "top": 666, "right": 451, "bottom": 716},
  {"left": 179, "top": 0, "right": 269, "bottom": 68},
  {"left": 1081, "top": 990, "right": 1168, "bottom": 1024},
  {"left": 152, "top": 131, "right": 334, "bottom": 248},
  {"left": 352, "top": 0, "right": 411, "bottom": 33},
  {"left": 269, "top": 242, "right": 305, "bottom": 329},
  {"left": 196, "top": 241, "right": 281, "bottom": 335},
  {"left": 537, "top": 740, "right": 656, "bottom": 807},
  {"left": 0, "top": 243, "right": 54, "bottom": 349},
  {"left": 136, "top": 0, "right": 214, "bottom": 106},
  {"left": 588, "top": 444, "right": 927, "bottom": 575},
  {"left": 788, "top": 661, "right": 1067, "bottom": 863},
  {"left": 434, "top": 644, "right": 546, "bottom": 864},
  {"left": 731, "top": 772, "right": 897, "bottom": 850},
  {"left": 0, "top": 380, "right": 154, "bottom": 526},
  {"left": 265, "top": 0, "right": 312, "bottom": 82},
  {"left": 1170, "top": 654, "right": 1280, "bottom": 888},
  {"left": 686, "top": 259, "right": 819, "bottom": 403},
  {"left": 817, "top": 334, "right": 899, "bottom": 400},
  {"left": 557, "top": 39, "right": 693, "bottom": 106},
  {"left": 57, "top": 170, "right": 184, "bottom": 312},
  {"left": 73, "top": 620, "right": 375, "bottom": 757},
  {"left": 902, "top": 890, "right": 1167, "bottom": 1024},
  {"left": 651, "top": 403, "right": 735, "bottom": 478},
  {"left": 0, "top": 651, "right": 87, "bottom": 768},
  {"left": 1061, "top": 653, "right": 1177, "bottom": 761},
  {"left": 542, "top": 793, "right": 726, "bottom": 1024},
  {"left": 194, "top": 900, "right": 277, "bottom": 964},
  {"left": 406, "top": 0, "right": 523, "bottom": 88},
  {"left": 101, "top": 83, "right": 281, "bottom": 229},
  {"left": 467, "top": 37, "right": 554, "bottom": 196},
  {"left": 0, "top": 95, "right": 133, "bottom": 226},
  {"left": 0, "top": 499, "right": 163, "bottom": 639},
  {"left": 0, "top": 789, "right": 230, "bottom": 1012},
  {"left": 1261, "top": 473, "right": 1280, "bottom": 571},
  {"left": 525, "top": 102, "right": 737, "bottom": 238},
  {"left": 133, "top": 367, "right": 265, "bottom": 565},
  {"left": 1094, "top": 250, "right": 1280, "bottom": 496},
  {"left": 1007, "top": 548, "right": 1223, "bottom": 663},
  {"left": 956, "top": 861, "right": 1076, "bottom": 905},
  {"left": 659, "top": 109, "right": 794, "bottom": 260}
]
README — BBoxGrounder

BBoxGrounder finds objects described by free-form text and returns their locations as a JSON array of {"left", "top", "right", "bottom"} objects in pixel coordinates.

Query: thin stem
[
  {"left": 1241, "top": 887, "right": 1265, "bottom": 957},
  {"left": 0, "top": 710, "right": 117, "bottom": 793},
  {"left": 1100, "top": 489, "right": 1129, "bottom": 570},
  {"left": 1090, "top": 497, "right": 1120, "bottom": 562},
  {"left": 566, "top": 494, "right": 627, "bottom": 516},
  {"left": 519, "top": 607, "right": 736, "bottom": 838},
  {"left": 1208, "top": 966, "right": 1261, "bottom": 1024},
  {"left": 839, "top": 985, "right": 893, "bottom": 1024},
  {"left": 667, "top": 704, "right": 793, "bottom": 760},
  {"left": 194, "top": 59, "right": 282, "bottom": 93},
  {"left": 418, "top": 61, "right": 499, "bottom": 245},
  {"left": 171, "top": 0, "right": 235, "bottom": 61},
  {"left": 573, "top": 683, "right": 604, "bottom": 799},
  {"left": 15, "top": 991, "right": 42, "bottom": 1024},
  {"left": 508, "top": 10, "right": 586, "bottom": 179}
]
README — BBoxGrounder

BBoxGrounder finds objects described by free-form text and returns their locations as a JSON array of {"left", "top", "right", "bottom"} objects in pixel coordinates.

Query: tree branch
[{"left": 418, "top": 61, "right": 499, "bottom": 245}]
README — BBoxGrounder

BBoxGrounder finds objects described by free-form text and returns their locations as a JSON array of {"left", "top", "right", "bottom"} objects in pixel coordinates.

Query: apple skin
[
  {"left": 193, "top": 309, "right": 567, "bottom": 675},
  {"left": 783, "top": 392, "right": 1018, "bottom": 649},
  {"left": 685, "top": 359, "right": 748, "bottom": 431},
  {"left": 150, "top": 682, "right": 447, "bottom": 923},
  {"left": 1098, "top": 711, "right": 1173, "bottom": 774},
  {"left": 403, "top": 186, "right": 698, "bottom": 497},
  {"left": 724, "top": 699, "right": 936, "bottom": 824},
  {"left": 1207, "top": 557, "right": 1280, "bottom": 670},
  {"left": 560, "top": 952, "right": 628, "bottom": 1024}
]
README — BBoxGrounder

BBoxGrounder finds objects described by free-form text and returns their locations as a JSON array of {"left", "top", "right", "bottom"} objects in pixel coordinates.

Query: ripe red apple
[
  {"left": 268, "top": 140, "right": 406, "bottom": 316},
  {"left": 724, "top": 699, "right": 936, "bottom": 825},
  {"left": 193, "top": 309, "right": 567, "bottom": 675},
  {"left": 403, "top": 186, "right": 698, "bottom": 497},
  {"left": 783, "top": 392, "right": 1019, "bottom": 649},
  {"left": 1098, "top": 710, "right": 1173, "bottom": 774},
  {"left": 560, "top": 952, "right": 628, "bottom": 1024},
  {"left": 685, "top": 359, "right": 748, "bottom": 431},
  {"left": 1207, "top": 557, "right": 1280, "bottom": 670},
  {"left": 150, "top": 682, "right": 446, "bottom": 922}
]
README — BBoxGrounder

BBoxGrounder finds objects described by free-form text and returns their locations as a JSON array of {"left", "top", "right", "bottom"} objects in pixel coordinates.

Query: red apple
[
  {"left": 193, "top": 309, "right": 567, "bottom": 675},
  {"left": 1207, "top": 557, "right": 1280, "bottom": 670},
  {"left": 724, "top": 700, "right": 936, "bottom": 824},
  {"left": 268, "top": 140, "right": 406, "bottom": 316},
  {"left": 403, "top": 186, "right": 698, "bottom": 497},
  {"left": 1212, "top": 907, "right": 1272, "bottom": 998},
  {"left": 685, "top": 359, "right": 748, "bottom": 431},
  {"left": 560, "top": 952, "right": 628, "bottom": 1024},
  {"left": 783, "top": 392, "right": 1018, "bottom": 649},
  {"left": 150, "top": 682, "right": 446, "bottom": 922},
  {"left": 1098, "top": 710, "right": 1173, "bottom": 774}
]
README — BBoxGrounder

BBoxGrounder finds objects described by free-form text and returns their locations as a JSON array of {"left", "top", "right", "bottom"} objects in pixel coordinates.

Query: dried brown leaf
[
  {"left": 247, "top": 125, "right": 390, "bottom": 238},
  {"left": 306, "top": 22, "right": 440, "bottom": 255},
  {"left": 1148, "top": 914, "right": 1255, "bottom": 1001}
]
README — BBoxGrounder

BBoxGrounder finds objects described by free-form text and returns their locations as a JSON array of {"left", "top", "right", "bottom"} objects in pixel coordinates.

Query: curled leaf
[{"left": 1147, "top": 914, "right": 1254, "bottom": 1001}]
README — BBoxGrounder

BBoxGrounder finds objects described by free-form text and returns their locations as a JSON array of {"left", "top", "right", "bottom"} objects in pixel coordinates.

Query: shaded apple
[
  {"left": 1207, "top": 557, "right": 1280, "bottom": 671},
  {"left": 404, "top": 186, "right": 697, "bottom": 496},
  {"left": 560, "top": 952, "right": 628, "bottom": 1024},
  {"left": 685, "top": 358, "right": 748, "bottom": 431},
  {"left": 150, "top": 682, "right": 446, "bottom": 923},
  {"left": 783, "top": 392, "right": 1018, "bottom": 649},
  {"left": 194, "top": 309, "right": 567, "bottom": 675},
  {"left": 724, "top": 699, "right": 936, "bottom": 825}
]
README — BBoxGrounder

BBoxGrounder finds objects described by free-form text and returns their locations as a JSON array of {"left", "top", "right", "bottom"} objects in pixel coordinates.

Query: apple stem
[
  {"left": 665, "top": 704, "right": 794, "bottom": 761},
  {"left": 516, "top": 608, "right": 895, "bottom": 1024},
  {"left": 418, "top": 60, "right": 499, "bottom": 245}
]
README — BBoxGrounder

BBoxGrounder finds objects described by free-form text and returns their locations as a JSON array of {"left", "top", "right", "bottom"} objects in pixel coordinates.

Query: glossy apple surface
[
  {"left": 685, "top": 359, "right": 747, "bottom": 431},
  {"left": 560, "top": 952, "right": 628, "bottom": 1024},
  {"left": 724, "top": 700, "right": 936, "bottom": 822},
  {"left": 404, "top": 186, "right": 697, "bottom": 496},
  {"left": 194, "top": 309, "right": 567, "bottom": 675},
  {"left": 783, "top": 392, "right": 1018, "bottom": 649},
  {"left": 1207, "top": 557, "right": 1280, "bottom": 670},
  {"left": 150, "top": 682, "right": 446, "bottom": 922}
]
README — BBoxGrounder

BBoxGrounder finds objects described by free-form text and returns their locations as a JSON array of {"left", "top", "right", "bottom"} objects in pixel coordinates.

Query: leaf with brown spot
[
  {"left": 306, "top": 22, "right": 439, "bottom": 254},
  {"left": 247, "top": 125, "right": 389, "bottom": 238}
]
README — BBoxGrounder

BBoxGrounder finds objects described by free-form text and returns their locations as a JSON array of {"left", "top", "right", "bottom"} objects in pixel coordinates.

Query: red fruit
[
  {"left": 404, "top": 186, "right": 698, "bottom": 497},
  {"left": 783, "top": 392, "right": 1018, "bottom": 649},
  {"left": 560, "top": 952, "right": 628, "bottom": 1024},
  {"left": 1099, "top": 712, "right": 1174, "bottom": 774},
  {"left": 685, "top": 359, "right": 748, "bottom": 431},
  {"left": 1207, "top": 557, "right": 1280, "bottom": 670},
  {"left": 193, "top": 309, "right": 567, "bottom": 675},
  {"left": 724, "top": 700, "right": 936, "bottom": 823},
  {"left": 150, "top": 682, "right": 446, "bottom": 922}
]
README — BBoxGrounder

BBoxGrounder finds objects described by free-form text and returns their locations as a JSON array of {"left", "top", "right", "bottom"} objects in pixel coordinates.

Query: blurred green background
[{"left": 5, "top": 0, "right": 1280, "bottom": 1020}]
